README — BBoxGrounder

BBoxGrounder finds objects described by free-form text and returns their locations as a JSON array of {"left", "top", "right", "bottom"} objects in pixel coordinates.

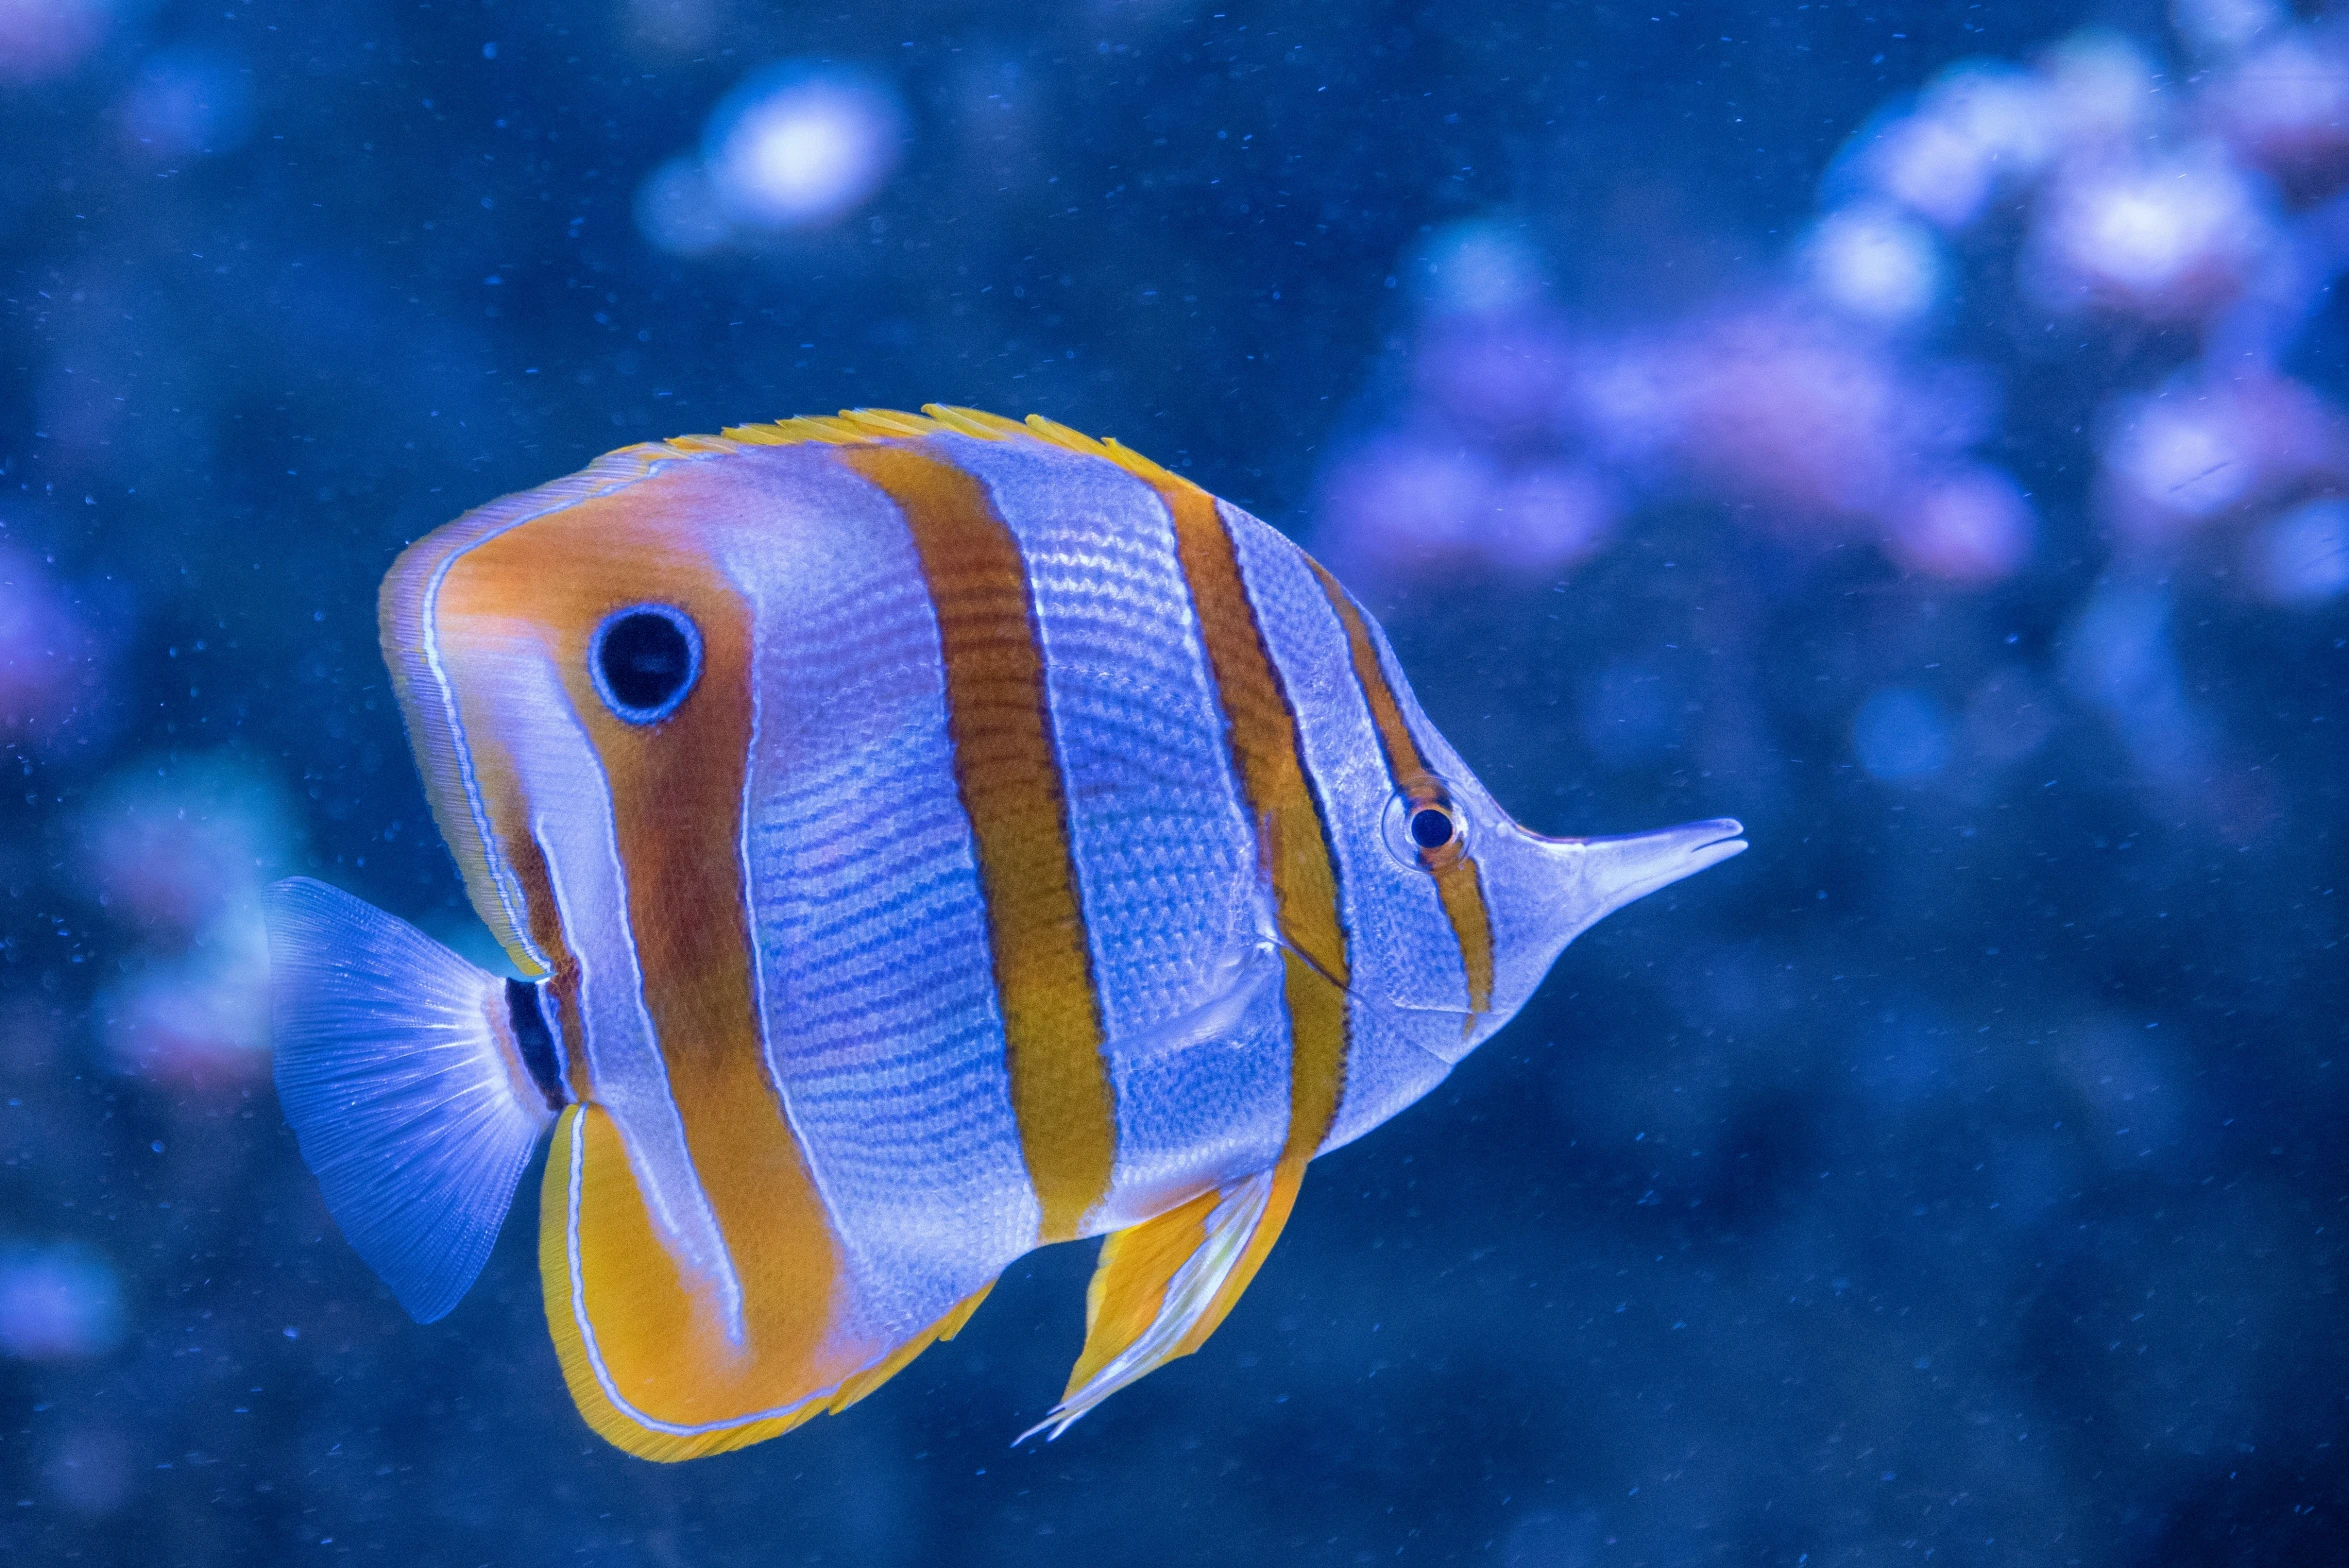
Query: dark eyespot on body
[
  {"left": 1410, "top": 806, "right": 1456, "bottom": 850},
  {"left": 591, "top": 606, "right": 702, "bottom": 724}
]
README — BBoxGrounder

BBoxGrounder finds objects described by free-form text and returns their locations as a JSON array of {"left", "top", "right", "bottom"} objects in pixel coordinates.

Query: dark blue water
[{"left": 5, "top": 2, "right": 2346, "bottom": 1562}]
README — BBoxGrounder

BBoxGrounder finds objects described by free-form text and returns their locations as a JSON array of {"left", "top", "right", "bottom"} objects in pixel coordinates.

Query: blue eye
[
  {"left": 1380, "top": 782, "right": 1468, "bottom": 870},
  {"left": 590, "top": 605, "right": 701, "bottom": 724}
]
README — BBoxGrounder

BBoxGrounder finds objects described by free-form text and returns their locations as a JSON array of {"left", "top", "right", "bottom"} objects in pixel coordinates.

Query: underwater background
[{"left": 4, "top": 0, "right": 2348, "bottom": 1562}]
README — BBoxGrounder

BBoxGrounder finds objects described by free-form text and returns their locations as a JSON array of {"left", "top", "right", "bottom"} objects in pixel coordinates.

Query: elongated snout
[
  {"left": 1535, "top": 816, "right": 1748, "bottom": 938},
  {"left": 1446, "top": 815, "right": 1746, "bottom": 1059}
]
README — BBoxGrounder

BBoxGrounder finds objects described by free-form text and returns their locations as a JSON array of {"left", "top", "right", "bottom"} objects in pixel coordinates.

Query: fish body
[{"left": 265, "top": 406, "right": 1744, "bottom": 1460}]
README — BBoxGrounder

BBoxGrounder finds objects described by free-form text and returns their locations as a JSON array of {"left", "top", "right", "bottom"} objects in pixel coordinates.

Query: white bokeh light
[
  {"left": 705, "top": 67, "right": 907, "bottom": 230},
  {"left": 1845, "top": 63, "right": 2055, "bottom": 230},
  {"left": 2030, "top": 145, "right": 2272, "bottom": 317},
  {"left": 1802, "top": 204, "right": 1946, "bottom": 326}
]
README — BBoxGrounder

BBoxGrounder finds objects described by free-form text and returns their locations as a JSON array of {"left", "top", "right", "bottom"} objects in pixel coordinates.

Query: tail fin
[{"left": 264, "top": 876, "right": 559, "bottom": 1322}]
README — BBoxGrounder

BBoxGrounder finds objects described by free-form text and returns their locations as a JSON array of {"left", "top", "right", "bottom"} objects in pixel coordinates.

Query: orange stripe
[
  {"left": 581, "top": 542, "right": 847, "bottom": 1386},
  {"left": 841, "top": 442, "right": 1115, "bottom": 1243},
  {"left": 440, "top": 491, "right": 851, "bottom": 1437},
  {"left": 1306, "top": 560, "right": 1496, "bottom": 1021},
  {"left": 1144, "top": 476, "right": 1349, "bottom": 1162}
]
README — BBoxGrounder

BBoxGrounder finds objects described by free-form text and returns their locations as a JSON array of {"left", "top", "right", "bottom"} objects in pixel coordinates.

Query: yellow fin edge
[
  {"left": 537, "top": 1108, "right": 997, "bottom": 1462},
  {"left": 1027, "top": 1155, "right": 1308, "bottom": 1441},
  {"left": 605, "top": 404, "right": 1210, "bottom": 497}
]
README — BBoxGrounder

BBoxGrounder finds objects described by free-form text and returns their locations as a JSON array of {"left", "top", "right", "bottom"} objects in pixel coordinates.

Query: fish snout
[{"left": 1495, "top": 814, "right": 1747, "bottom": 973}]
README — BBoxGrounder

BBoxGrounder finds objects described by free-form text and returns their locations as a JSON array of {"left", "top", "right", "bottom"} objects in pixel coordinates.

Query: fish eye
[
  {"left": 1380, "top": 784, "right": 1468, "bottom": 871},
  {"left": 589, "top": 605, "right": 702, "bottom": 724}
]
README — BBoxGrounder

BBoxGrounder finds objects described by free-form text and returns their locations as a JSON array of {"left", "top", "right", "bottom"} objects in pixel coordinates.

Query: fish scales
[
  {"left": 933, "top": 434, "right": 1281, "bottom": 1231},
  {"left": 264, "top": 405, "right": 1746, "bottom": 1460},
  {"left": 735, "top": 447, "right": 1039, "bottom": 1344}
]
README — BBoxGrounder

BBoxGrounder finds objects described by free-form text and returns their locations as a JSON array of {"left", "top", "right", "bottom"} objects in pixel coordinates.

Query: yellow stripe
[
  {"left": 540, "top": 1107, "right": 834, "bottom": 1461},
  {"left": 1306, "top": 560, "right": 1496, "bottom": 1021},
  {"left": 1140, "top": 468, "right": 1349, "bottom": 1163},
  {"left": 441, "top": 490, "right": 853, "bottom": 1451},
  {"left": 840, "top": 442, "right": 1116, "bottom": 1243}
]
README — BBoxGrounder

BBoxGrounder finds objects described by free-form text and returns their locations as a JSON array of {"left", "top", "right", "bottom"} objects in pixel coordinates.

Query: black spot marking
[
  {"left": 591, "top": 606, "right": 700, "bottom": 722},
  {"left": 505, "top": 978, "right": 569, "bottom": 1111}
]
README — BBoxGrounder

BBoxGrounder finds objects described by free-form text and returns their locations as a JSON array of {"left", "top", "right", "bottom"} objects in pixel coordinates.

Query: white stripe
[
  {"left": 934, "top": 433, "right": 1290, "bottom": 1230},
  {"left": 1219, "top": 501, "right": 1457, "bottom": 1152},
  {"left": 729, "top": 557, "right": 854, "bottom": 1262},
  {"left": 508, "top": 654, "right": 745, "bottom": 1346},
  {"left": 724, "top": 446, "right": 1040, "bottom": 1345}
]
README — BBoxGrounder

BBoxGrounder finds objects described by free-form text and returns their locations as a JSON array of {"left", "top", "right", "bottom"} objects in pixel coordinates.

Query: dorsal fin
[{"left": 673, "top": 404, "right": 1207, "bottom": 496}]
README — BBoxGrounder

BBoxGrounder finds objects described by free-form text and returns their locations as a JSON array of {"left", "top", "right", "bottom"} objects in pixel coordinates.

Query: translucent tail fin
[{"left": 264, "top": 877, "right": 560, "bottom": 1322}]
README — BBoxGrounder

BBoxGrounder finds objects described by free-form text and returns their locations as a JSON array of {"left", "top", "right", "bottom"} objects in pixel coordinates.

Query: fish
[{"left": 263, "top": 405, "right": 1745, "bottom": 1461}]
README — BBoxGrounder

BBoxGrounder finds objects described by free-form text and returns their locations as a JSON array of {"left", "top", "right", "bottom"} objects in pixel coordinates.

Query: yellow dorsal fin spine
[
  {"left": 835, "top": 407, "right": 942, "bottom": 439},
  {"left": 693, "top": 407, "right": 1198, "bottom": 493},
  {"left": 1018, "top": 413, "right": 1199, "bottom": 494},
  {"left": 921, "top": 403, "right": 1027, "bottom": 441},
  {"left": 1017, "top": 413, "right": 1113, "bottom": 462},
  {"left": 585, "top": 410, "right": 1194, "bottom": 490},
  {"left": 661, "top": 433, "right": 740, "bottom": 456}
]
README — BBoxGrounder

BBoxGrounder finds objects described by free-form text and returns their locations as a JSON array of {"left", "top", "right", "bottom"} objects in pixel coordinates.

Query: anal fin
[
  {"left": 824, "top": 1282, "right": 995, "bottom": 1416},
  {"left": 543, "top": 1103, "right": 1000, "bottom": 1461},
  {"left": 1023, "top": 1156, "right": 1307, "bottom": 1441}
]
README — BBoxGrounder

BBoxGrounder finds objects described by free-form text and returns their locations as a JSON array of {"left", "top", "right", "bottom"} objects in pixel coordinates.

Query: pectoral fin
[{"left": 1023, "top": 1156, "right": 1307, "bottom": 1441}]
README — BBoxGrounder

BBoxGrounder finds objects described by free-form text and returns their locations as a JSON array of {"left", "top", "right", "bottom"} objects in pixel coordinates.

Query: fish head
[
  {"left": 1459, "top": 806, "right": 1747, "bottom": 1046},
  {"left": 1316, "top": 598, "right": 1745, "bottom": 1063},
  {"left": 1350, "top": 746, "right": 1745, "bottom": 1062}
]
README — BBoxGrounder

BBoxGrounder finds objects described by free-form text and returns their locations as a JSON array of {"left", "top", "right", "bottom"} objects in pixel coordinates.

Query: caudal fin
[{"left": 264, "top": 877, "right": 559, "bottom": 1322}]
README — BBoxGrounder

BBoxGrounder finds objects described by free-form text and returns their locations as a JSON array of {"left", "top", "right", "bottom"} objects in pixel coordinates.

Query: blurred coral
[
  {"left": 2025, "top": 144, "right": 2276, "bottom": 320},
  {"left": 2097, "top": 370, "right": 2348, "bottom": 545},
  {"left": 0, "top": 543, "right": 103, "bottom": 739},
  {"left": 76, "top": 755, "right": 294, "bottom": 1086},
  {"left": 1313, "top": 11, "right": 2349, "bottom": 818}
]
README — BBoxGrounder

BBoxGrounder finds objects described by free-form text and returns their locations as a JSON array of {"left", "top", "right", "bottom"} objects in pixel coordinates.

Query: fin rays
[
  {"left": 264, "top": 877, "right": 556, "bottom": 1323},
  {"left": 1023, "top": 1158, "right": 1308, "bottom": 1442}
]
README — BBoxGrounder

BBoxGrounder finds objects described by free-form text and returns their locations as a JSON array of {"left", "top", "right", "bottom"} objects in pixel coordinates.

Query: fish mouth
[
  {"left": 1570, "top": 814, "right": 1745, "bottom": 896},
  {"left": 1297, "top": 819, "right": 1753, "bottom": 1031},
  {"left": 1617, "top": 816, "right": 1749, "bottom": 887}
]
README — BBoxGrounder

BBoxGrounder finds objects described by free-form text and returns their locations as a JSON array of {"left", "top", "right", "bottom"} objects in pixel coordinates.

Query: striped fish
[{"left": 264, "top": 406, "right": 1744, "bottom": 1461}]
